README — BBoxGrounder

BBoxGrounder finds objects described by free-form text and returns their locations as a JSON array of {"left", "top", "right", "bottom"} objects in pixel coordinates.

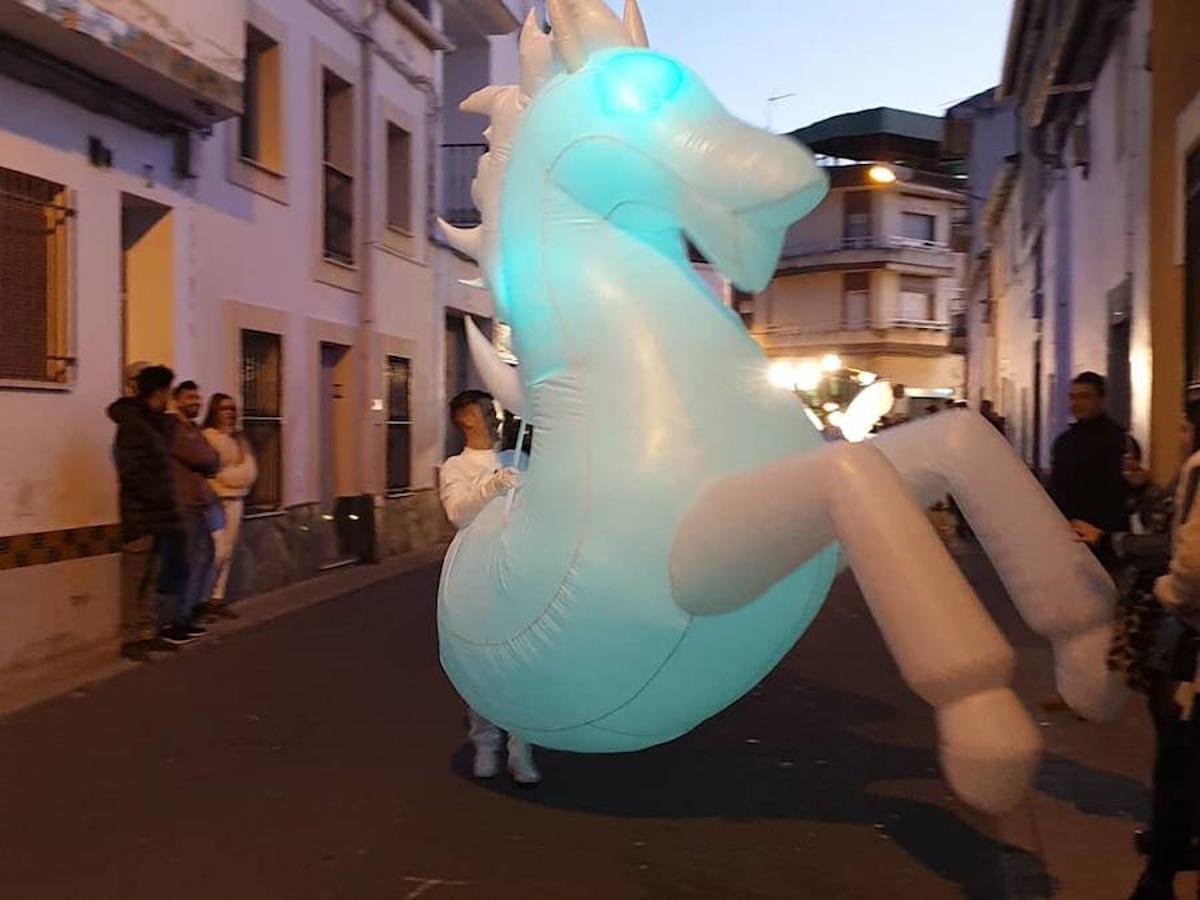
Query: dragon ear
[
  {"left": 547, "top": 0, "right": 631, "bottom": 72},
  {"left": 623, "top": 0, "right": 649, "bottom": 48}
]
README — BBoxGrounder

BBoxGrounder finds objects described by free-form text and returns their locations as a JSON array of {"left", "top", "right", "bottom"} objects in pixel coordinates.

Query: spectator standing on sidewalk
[
  {"left": 1073, "top": 408, "right": 1200, "bottom": 899},
  {"left": 439, "top": 390, "right": 541, "bottom": 786},
  {"left": 168, "top": 381, "right": 221, "bottom": 641},
  {"left": 108, "top": 365, "right": 187, "bottom": 661},
  {"left": 200, "top": 393, "right": 257, "bottom": 621},
  {"left": 1048, "top": 372, "right": 1129, "bottom": 546}
]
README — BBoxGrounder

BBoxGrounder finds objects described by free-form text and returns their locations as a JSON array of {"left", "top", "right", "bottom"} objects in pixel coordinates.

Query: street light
[
  {"left": 820, "top": 353, "right": 843, "bottom": 373},
  {"left": 867, "top": 164, "right": 898, "bottom": 184}
]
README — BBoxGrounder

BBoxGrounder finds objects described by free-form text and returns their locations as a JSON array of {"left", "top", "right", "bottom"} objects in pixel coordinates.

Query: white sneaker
[
  {"left": 507, "top": 744, "right": 541, "bottom": 786},
  {"left": 472, "top": 745, "right": 500, "bottom": 779}
]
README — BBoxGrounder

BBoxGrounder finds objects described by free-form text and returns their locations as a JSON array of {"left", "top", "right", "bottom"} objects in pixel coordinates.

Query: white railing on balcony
[
  {"left": 754, "top": 319, "right": 951, "bottom": 339},
  {"left": 780, "top": 235, "right": 952, "bottom": 258}
]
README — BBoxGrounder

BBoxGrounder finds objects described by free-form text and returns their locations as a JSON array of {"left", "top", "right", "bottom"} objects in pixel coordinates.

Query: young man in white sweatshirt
[{"left": 439, "top": 390, "right": 541, "bottom": 786}]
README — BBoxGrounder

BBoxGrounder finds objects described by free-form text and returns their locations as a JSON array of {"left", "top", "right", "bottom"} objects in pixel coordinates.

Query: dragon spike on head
[
  {"left": 546, "top": 0, "right": 633, "bottom": 72},
  {"left": 623, "top": 0, "right": 649, "bottom": 48},
  {"left": 519, "top": 9, "right": 557, "bottom": 101}
]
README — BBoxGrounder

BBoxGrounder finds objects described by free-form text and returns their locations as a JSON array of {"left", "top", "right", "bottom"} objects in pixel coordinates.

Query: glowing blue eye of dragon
[{"left": 596, "top": 51, "right": 685, "bottom": 117}]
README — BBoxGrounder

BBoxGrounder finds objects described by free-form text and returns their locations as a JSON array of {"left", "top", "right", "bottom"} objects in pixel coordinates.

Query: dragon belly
[{"left": 438, "top": 360, "right": 839, "bottom": 752}]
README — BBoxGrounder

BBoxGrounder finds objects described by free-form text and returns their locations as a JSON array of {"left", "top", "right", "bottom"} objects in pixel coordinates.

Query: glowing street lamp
[
  {"left": 820, "top": 353, "right": 843, "bottom": 373},
  {"left": 867, "top": 164, "right": 897, "bottom": 185},
  {"left": 768, "top": 360, "right": 796, "bottom": 389},
  {"left": 793, "top": 361, "right": 822, "bottom": 392}
]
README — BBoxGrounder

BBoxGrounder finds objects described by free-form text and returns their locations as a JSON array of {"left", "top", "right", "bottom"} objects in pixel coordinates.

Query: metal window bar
[
  {"left": 385, "top": 355, "right": 412, "bottom": 493},
  {"left": 0, "top": 167, "right": 73, "bottom": 384},
  {"left": 241, "top": 330, "right": 282, "bottom": 512}
]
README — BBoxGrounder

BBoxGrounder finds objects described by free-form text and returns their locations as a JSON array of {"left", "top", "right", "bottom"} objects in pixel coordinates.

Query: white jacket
[
  {"left": 439, "top": 447, "right": 502, "bottom": 530},
  {"left": 202, "top": 428, "right": 258, "bottom": 501},
  {"left": 1155, "top": 450, "right": 1200, "bottom": 621}
]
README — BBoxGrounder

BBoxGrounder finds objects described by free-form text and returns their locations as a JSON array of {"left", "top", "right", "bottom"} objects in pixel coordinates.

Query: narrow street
[{"left": 0, "top": 546, "right": 1163, "bottom": 899}]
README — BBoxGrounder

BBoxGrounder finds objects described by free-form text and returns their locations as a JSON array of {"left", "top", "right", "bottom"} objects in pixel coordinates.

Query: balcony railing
[
  {"left": 780, "top": 235, "right": 953, "bottom": 258},
  {"left": 756, "top": 319, "right": 951, "bottom": 337},
  {"left": 441, "top": 143, "right": 487, "bottom": 227}
]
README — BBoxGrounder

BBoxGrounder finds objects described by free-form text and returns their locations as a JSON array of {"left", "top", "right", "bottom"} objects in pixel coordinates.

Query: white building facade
[
  {"left": 964, "top": 0, "right": 1152, "bottom": 469},
  {"left": 0, "top": 0, "right": 532, "bottom": 687}
]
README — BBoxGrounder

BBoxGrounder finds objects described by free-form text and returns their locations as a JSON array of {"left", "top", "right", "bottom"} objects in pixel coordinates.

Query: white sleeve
[{"left": 439, "top": 459, "right": 493, "bottom": 529}]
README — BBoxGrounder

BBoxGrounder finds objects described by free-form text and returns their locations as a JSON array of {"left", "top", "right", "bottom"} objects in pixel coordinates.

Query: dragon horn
[
  {"left": 547, "top": 0, "right": 631, "bottom": 72},
  {"left": 623, "top": 0, "right": 649, "bottom": 47}
]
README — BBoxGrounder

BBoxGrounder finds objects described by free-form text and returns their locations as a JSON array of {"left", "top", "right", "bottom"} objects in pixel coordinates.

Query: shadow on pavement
[{"left": 452, "top": 677, "right": 1062, "bottom": 900}]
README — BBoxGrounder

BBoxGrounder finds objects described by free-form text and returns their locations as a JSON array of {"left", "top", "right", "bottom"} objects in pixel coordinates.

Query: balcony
[
  {"left": 441, "top": 143, "right": 486, "bottom": 227},
  {"left": 777, "top": 235, "right": 959, "bottom": 276},
  {"left": 753, "top": 318, "right": 954, "bottom": 358},
  {"left": 0, "top": 0, "right": 243, "bottom": 129}
]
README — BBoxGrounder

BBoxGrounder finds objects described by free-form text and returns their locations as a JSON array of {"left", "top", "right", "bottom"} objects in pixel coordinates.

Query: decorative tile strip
[{"left": 0, "top": 523, "right": 122, "bottom": 571}]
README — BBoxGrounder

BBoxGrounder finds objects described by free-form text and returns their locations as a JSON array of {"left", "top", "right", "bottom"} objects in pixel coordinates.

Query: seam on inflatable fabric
[{"left": 506, "top": 614, "right": 695, "bottom": 735}]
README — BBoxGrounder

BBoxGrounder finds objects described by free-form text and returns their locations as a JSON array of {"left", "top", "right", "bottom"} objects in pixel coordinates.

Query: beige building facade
[{"left": 746, "top": 125, "right": 967, "bottom": 410}]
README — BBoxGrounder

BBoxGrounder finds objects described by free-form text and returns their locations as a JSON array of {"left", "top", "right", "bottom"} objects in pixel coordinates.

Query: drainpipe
[{"left": 357, "top": 0, "right": 384, "bottom": 557}]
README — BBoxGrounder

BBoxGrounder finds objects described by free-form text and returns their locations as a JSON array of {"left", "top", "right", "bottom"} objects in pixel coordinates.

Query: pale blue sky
[{"left": 601, "top": 1, "right": 1015, "bottom": 131}]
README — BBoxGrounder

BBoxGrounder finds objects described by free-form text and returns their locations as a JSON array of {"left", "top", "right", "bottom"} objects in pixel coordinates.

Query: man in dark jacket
[
  {"left": 1049, "top": 372, "right": 1129, "bottom": 538},
  {"left": 108, "top": 365, "right": 185, "bottom": 661},
  {"left": 169, "top": 380, "right": 221, "bottom": 638}
]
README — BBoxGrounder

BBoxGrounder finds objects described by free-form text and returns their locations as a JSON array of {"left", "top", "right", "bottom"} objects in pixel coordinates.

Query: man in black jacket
[
  {"left": 108, "top": 365, "right": 186, "bottom": 661},
  {"left": 1049, "top": 371, "right": 1129, "bottom": 539}
]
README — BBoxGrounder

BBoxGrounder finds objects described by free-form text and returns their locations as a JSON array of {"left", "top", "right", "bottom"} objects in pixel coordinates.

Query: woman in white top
[{"left": 201, "top": 393, "right": 258, "bottom": 618}]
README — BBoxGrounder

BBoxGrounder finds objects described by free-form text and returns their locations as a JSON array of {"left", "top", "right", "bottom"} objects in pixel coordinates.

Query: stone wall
[
  {"left": 377, "top": 489, "right": 455, "bottom": 559},
  {"left": 224, "top": 490, "right": 452, "bottom": 601}
]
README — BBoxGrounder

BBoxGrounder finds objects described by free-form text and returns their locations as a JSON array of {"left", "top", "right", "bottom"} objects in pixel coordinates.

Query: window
[
  {"left": 900, "top": 212, "right": 936, "bottom": 244},
  {"left": 843, "top": 190, "right": 872, "bottom": 244},
  {"left": 322, "top": 69, "right": 355, "bottom": 264},
  {"left": 843, "top": 272, "right": 870, "bottom": 329},
  {"left": 386, "top": 123, "right": 412, "bottom": 233},
  {"left": 897, "top": 275, "right": 936, "bottom": 322},
  {"left": 0, "top": 167, "right": 72, "bottom": 384},
  {"left": 385, "top": 355, "right": 412, "bottom": 493},
  {"left": 1187, "top": 148, "right": 1200, "bottom": 391},
  {"left": 241, "top": 330, "right": 283, "bottom": 512},
  {"left": 239, "top": 25, "right": 282, "bottom": 171}
]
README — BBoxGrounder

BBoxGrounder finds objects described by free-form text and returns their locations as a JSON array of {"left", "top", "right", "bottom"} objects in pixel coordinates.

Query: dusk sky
[{"left": 600, "top": 1, "right": 1015, "bottom": 131}]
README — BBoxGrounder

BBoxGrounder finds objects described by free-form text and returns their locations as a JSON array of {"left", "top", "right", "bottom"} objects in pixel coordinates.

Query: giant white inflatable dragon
[{"left": 437, "top": 0, "right": 1124, "bottom": 813}]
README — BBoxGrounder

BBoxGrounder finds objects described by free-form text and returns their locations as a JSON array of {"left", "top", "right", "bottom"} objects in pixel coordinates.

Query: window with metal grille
[
  {"left": 322, "top": 69, "right": 354, "bottom": 264},
  {"left": 241, "top": 330, "right": 283, "bottom": 512},
  {"left": 0, "top": 167, "right": 72, "bottom": 384},
  {"left": 386, "top": 355, "right": 412, "bottom": 493},
  {"left": 239, "top": 25, "right": 282, "bottom": 171}
]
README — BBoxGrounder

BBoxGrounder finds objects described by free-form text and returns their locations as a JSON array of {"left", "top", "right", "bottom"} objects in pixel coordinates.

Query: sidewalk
[{"left": 0, "top": 544, "right": 449, "bottom": 721}]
